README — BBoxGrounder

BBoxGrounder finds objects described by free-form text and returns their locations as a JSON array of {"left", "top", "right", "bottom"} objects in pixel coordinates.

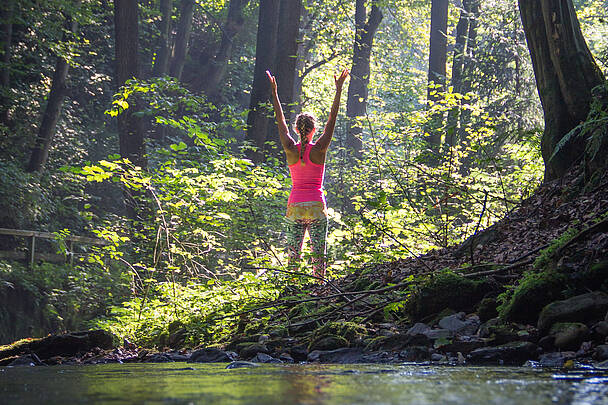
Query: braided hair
[{"left": 294, "top": 113, "right": 316, "bottom": 164}]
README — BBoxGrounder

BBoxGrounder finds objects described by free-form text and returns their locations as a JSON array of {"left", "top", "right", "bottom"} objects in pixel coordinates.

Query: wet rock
[
  {"left": 8, "top": 354, "right": 41, "bottom": 367},
  {"left": 226, "top": 361, "right": 259, "bottom": 369},
  {"left": 537, "top": 291, "right": 608, "bottom": 334},
  {"left": 238, "top": 343, "right": 269, "bottom": 359},
  {"left": 431, "top": 353, "right": 447, "bottom": 362},
  {"left": 539, "top": 352, "right": 567, "bottom": 368},
  {"left": 279, "top": 353, "right": 294, "bottom": 363},
  {"left": 468, "top": 341, "right": 538, "bottom": 365},
  {"left": 436, "top": 336, "right": 486, "bottom": 354},
  {"left": 188, "top": 348, "right": 233, "bottom": 363},
  {"left": 143, "top": 353, "right": 173, "bottom": 363},
  {"left": 592, "top": 321, "right": 608, "bottom": 338},
  {"left": 165, "top": 351, "right": 190, "bottom": 362},
  {"left": 251, "top": 353, "right": 282, "bottom": 363},
  {"left": 399, "top": 346, "right": 431, "bottom": 362},
  {"left": 596, "top": 359, "right": 608, "bottom": 369},
  {"left": 550, "top": 322, "right": 589, "bottom": 350},
  {"left": 307, "top": 348, "right": 364, "bottom": 363},
  {"left": 366, "top": 333, "right": 430, "bottom": 351},
  {"left": 476, "top": 297, "right": 498, "bottom": 322},
  {"left": 593, "top": 345, "right": 608, "bottom": 361}
]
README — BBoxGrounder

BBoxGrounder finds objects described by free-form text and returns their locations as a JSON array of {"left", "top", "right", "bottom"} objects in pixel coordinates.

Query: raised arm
[
  {"left": 266, "top": 70, "right": 297, "bottom": 151},
  {"left": 315, "top": 69, "right": 349, "bottom": 152}
]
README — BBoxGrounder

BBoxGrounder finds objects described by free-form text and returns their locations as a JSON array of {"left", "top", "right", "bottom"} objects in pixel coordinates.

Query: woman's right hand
[{"left": 266, "top": 70, "right": 277, "bottom": 93}]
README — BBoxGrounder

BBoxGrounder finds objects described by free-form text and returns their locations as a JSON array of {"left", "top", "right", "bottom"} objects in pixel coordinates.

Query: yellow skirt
[{"left": 286, "top": 201, "right": 327, "bottom": 221}]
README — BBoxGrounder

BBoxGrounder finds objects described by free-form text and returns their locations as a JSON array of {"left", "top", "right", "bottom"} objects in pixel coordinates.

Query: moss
[
  {"left": 405, "top": 271, "right": 492, "bottom": 321},
  {"left": 498, "top": 270, "right": 566, "bottom": 324},
  {"left": 308, "top": 321, "right": 367, "bottom": 350},
  {"left": 533, "top": 227, "right": 580, "bottom": 271}
]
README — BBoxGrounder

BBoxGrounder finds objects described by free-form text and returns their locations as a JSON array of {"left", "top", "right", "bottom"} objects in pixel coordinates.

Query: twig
[{"left": 461, "top": 258, "right": 533, "bottom": 278}]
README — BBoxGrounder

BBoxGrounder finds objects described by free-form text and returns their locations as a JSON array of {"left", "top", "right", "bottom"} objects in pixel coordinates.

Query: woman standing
[{"left": 266, "top": 69, "right": 349, "bottom": 280}]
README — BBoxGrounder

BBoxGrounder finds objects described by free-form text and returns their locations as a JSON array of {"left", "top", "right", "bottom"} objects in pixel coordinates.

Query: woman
[{"left": 266, "top": 68, "right": 349, "bottom": 280}]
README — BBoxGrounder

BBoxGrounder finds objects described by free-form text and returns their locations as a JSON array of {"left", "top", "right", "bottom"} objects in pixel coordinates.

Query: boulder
[
  {"left": 424, "top": 329, "right": 452, "bottom": 340},
  {"left": 537, "top": 292, "right": 608, "bottom": 333},
  {"left": 226, "top": 361, "right": 259, "bottom": 369},
  {"left": 238, "top": 343, "right": 269, "bottom": 359},
  {"left": 8, "top": 354, "right": 41, "bottom": 367},
  {"left": 143, "top": 353, "right": 173, "bottom": 363},
  {"left": 399, "top": 346, "right": 431, "bottom": 362},
  {"left": 438, "top": 313, "right": 480, "bottom": 335},
  {"left": 289, "top": 345, "right": 308, "bottom": 362},
  {"left": 549, "top": 323, "right": 589, "bottom": 350},
  {"left": 468, "top": 341, "right": 538, "bottom": 365},
  {"left": 592, "top": 321, "right": 608, "bottom": 338},
  {"left": 436, "top": 336, "right": 486, "bottom": 354},
  {"left": 188, "top": 348, "right": 233, "bottom": 363},
  {"left": 251, "top": 353, "right": 282, "bottom": 363},
  {"left": 593, "top": 345, "right": 608, "bottom": 361},
  {"left": 307, "top": 348, "right": 365, "bottom": 363},
  {"left": 365, "top": 333, "right": 431, "bottom": 351},
  {"left": 308, "top": 336, "right": 349, "bottom": 352},
  {"left": 539, "top": 352, "right": 568, "bottom": 368},
  {"left": 406, "top": 323, "right": 431, "bottom": 336}
]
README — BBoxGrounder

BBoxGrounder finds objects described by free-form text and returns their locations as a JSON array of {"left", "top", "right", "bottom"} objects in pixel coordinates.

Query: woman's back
[{"left": 288, "top": 143, "right": 326, "bottom": 204}]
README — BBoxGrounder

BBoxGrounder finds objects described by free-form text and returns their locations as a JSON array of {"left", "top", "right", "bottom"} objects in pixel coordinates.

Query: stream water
[{"left": 1, "top": 362, "right": 608, "bottom": 404}]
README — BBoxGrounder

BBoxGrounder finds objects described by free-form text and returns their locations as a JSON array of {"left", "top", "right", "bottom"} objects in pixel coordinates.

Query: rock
[
  {"left": 592, "top": 321, "right": 608, "bottom": 337},
  {"left": 438, "top": 313, "right": 480, "bottom": 335},
  {"left": 406, "top": 323, "right": 430, "bottom": 336},
  {"left": 431, "top": 353, "right": 446, "bottom": 362},
  {"left": 436, "top": 336, "right": 486, "bottom": 354},
  {"left": 8, "top": 354, "right": 41, "bottom": 367},
  {"left": 424, "top": 329, "right": 452, "bottom": 340},
  {"left": 289, "top": 345, "right": 308, "bottom": 362},
  {"left": 550, "top": 323, "right": 589, "bottom": 350},
  {"left": 593, "top": 345, "right": 608, "bottom": 361},
  {"left": 279, "top": 353, "right": 294, "bottom": 363},
  {"left": 143, "top": 353, "right": 173, "bottom": 363},
  {"left": 164, "top": 352, "right": 189, "bottom": 362},
  {"left": 188, "top": 348, "right": 233, "bottom": 363},
  {"left": 308, "top": 336, "right": 349, "bottom": 351},
  {"left": 366, "top": 333, "right": 430, "bottom": 351},
  {"left": 539, "top": 352, "right": 567, "bottom": 368},
  {"left": 477, "top": 297, "right": 498, "bottom": 322},
  {"left": 307, "top": 348, "right": 364, "bottom": 364},
  {"left": 251, "top": 353, "right": 282, "bottom": 363},
  {"left": 258, "top": 335, "right": 269, "bottom": 344},
  {"left": 537, "top": 291, "right": 608, "bottom": 334},
  {"left": 399, "top": 346, "right": 431, "bottom": 362},
  {"left": 468, "top": 341, "right": 538, "bottom": 365},
  {"left": 226, "top": 361, "right": 259, "bottom": 369},
  {"left": 238, "top": 343, "right": 269, "bottom": 359}
]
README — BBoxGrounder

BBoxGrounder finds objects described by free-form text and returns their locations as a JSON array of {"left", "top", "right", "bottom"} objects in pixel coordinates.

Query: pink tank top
[{"left": 288, "top": 143, "right": 326, "bottom": 205}]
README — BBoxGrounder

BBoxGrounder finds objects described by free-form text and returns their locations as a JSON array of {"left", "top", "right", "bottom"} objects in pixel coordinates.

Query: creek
[{"left": 1, "top": 363, "right": 607, "bottom": 404}]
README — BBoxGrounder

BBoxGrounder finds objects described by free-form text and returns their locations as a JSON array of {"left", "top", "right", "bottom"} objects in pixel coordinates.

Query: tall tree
[
  {"left": 198, "top": 0, "right": 249, "bottom": 100},
  {"left": 0, "top": 0, "right": 14, "bottom": 126},
  {"left": 345, "top": 0, "right": 382, "bottom": 158},
  {"left": 457, "top": 0, "right": 479, "bottom": 142},
  {"left": 152, "top": 0, "right": 172, "bottom": 77},
  {"left": 519, "top": 0, "right": 605, "bottom": 180},
  {"left": 245, "top": 0, "right": 280, "bottom": 162},
  {"left": 114, "top": 0, "right": 146, "bottom": 169},
  {"left": 445, "top": 0, "right": 471, "bottom": 147},
  {"left": 425, "top": 0, "right": 449, "bottom": 148},
  {"left": 169, "top": 0, "right": 195, "bottom": 80},
  {"left": 27, "top": 6, "right": 80, "bottom": 173}
]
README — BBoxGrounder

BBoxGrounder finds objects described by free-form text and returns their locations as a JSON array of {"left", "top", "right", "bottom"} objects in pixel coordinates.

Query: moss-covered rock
[
  {"left": 405, "top": 272, "right": 492, "bottom": 321},
  {"left": 549, "top": 322, "right": 589, "bottom": 350},
  {"left": 307, "top": 321, "right": 367, "bottom": 352},
  {"left": 477, "top": 297, "right": 498, "bottom": 322},
  {"left": 498, "top": 270, "right": 566, "bottom": 324}
]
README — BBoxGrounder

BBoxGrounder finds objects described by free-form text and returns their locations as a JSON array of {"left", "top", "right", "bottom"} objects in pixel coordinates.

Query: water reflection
[{"left": 1, "top": 363, "right": 607, "bottom": 405}]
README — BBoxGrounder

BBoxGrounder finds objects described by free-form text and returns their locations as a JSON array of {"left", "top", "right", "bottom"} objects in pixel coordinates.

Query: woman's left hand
[{"left": 334, "top": 69, "right": 349, "bottom": 89}]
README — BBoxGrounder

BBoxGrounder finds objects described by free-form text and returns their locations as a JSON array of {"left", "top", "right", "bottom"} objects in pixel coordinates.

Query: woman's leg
[
  {"left": 286, "top": 218, "right": 307, "bottom": 270},
  {"left": 308, "top": 217, "right": 328, "bottom": 278}
]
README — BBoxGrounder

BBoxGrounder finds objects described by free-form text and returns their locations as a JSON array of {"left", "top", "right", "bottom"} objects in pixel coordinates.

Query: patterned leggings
[{"left": 285, "top": 217, "right": 328, "bottom": 278}]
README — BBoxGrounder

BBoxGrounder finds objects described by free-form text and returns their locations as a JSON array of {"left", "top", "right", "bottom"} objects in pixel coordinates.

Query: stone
[
  {"left": 468, "top": 341, "right": 538, "bottom": 365},
  {"left": 366, "top": 333, "right": 430, "bottom": 351},
  {"left": 537, "top": 291, "right": 608, "bottom": 333},
  {"left": 8, "top": 355, "right": 39, "bottom": 367},
  {"left": 251, "top": 353, "right": 282, "bottom": 363},
  {"left": 226, "top": 361, "right": 259, "bottom": 369},
  {"left": 399, "top": 346, "right": 431, "bottom": 362},
  {"left": 279, "top": 353, "right": 294, "bottom": 363},
  {"left": 165, "top": 352, "right": 189, "bottom": 362},
  {"left": 238, "top": 343, "right": 269, "bottom": 359},
  {"left": 539, "top": 352, "right": 566, "bottom": 368},
  {"left": 436, "top": 336, "right": 486, "bottom": 354},
  {"left": 406, "top": 323, "right": 430, "bottom": 336},
  {"left": 593, "top": 345, "right": 608, "bottom": 361},
  {"left": 308, "top": 336, "right": 349, "bottom": 351},
  {"left": 550, "top": 323, "right": 589, "bottom": 350},
  {"left": 188, "top": 348, "right": 233, "bottom": 363},
  {"left": 424, "top": 329, "right": 453, "bottom": 340},
  {"left": 438, "top": 313, "right": 480, "bottom": 335},
  {"left": 592, "top": 321, "right": 608, "bottom": 337},
  {"left": 431, "top": 353, "right": 446, "bottom": 362},
  {"left": 290, "top": 345, "right": 308, "bottom": 362},
  {"left": 307, "top": 348, "right": 364, "bottom": 364},
  {"left": 143, "top": 353, "right": 173, "bottom": 363}
]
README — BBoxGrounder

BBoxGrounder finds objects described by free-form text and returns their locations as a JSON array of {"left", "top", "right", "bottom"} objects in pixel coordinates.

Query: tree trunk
[
  {"left": 425, "top": 0, "right": 449, "bottom": 148},
  {"left": 114, "top": 0, "right": 146, "bottom": 169},
  {"left": 0, "top": 0, "right": 14, "bottom": 125},
  {"left": 245, "top": 0, "right": 280, "bottom": 162},
  {"left": 199, "top": 0, "right": 248, "bottom": 100},
  {"left": 457, "top": 0, "right": 479, "bottom": 142},
  {"left": 345, "top": 0, "right": 383, "bottom": 158},
  {"left": 445, "top": 0, "right": 470, "bottom": 147},
  {"left": 519, "top": 0, "right": 604, "bottom": 180},
  {"left": 169, "top": 0, "right": 195, "bottom": 80},
  {"left": 152, "top": 0, "right": 172, "bottom": 77},
  {"left": 27, "top": 12, "right": 79, "bottom": 173}
]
